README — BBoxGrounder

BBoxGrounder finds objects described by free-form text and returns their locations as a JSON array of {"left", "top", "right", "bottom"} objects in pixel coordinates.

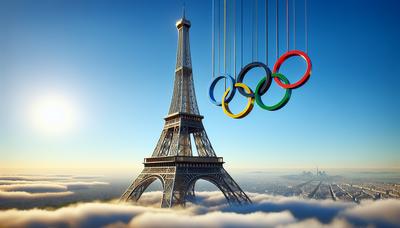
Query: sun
[{"left": 31, "top": 94, "right": 77, "bottom": 135}]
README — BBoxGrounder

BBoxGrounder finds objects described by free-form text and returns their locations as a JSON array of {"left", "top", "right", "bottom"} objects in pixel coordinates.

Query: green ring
[{"left": 255, "top": 73, "right": 292, "bottom": 111}]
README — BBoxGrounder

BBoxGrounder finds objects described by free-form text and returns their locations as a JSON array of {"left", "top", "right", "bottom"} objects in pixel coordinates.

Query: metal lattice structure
[{"left": 120, "top": 13, "right": 251, "bottom": 208}]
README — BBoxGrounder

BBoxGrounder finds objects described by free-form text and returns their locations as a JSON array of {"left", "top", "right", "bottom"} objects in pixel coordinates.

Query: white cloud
[
  {"left": 0, "top": 191, "right": 398, "bottom": 228},
  {"left": 0, "top": 175, "right": 74, "bottom": 181},
  {"left": 0, "top": 200, "right": 297, "bottom": 228},
  {"left": 0, "top": 183, "right": 68, "bottom": 192},
  {"left": 0, "top": 202, "right": 168, "bottom": 228},
  {"left": 279, "top": 218, "right": 353, "bottom": 228},
  {"left": 0, "top": 175, "right": 108, "bottom": 204},
  {"left": 0, "top": 190, "right": 74, "bottom": 200},
  {"left": 63, "top": 181, "right": 109, "bottom": 190},
  {"left": 0, "top": 175, "right": 398, "bottom": 227},
  {"left": 127, "top": 211, "right": 296, "bottom": 228},
  {"left": 340, "top": 199, "right": 400, "bottom": 227},
  {"left": 0, "top": 181, "right": 108, "bottom": 191}
]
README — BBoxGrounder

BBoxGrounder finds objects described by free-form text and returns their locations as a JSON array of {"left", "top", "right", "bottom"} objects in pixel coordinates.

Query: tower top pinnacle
[
  {"left": 176, "top": 6, "right": 191, "bottom": 28},
  {"left": 174, "top": 8, "right": 192, "bottom": 71}
]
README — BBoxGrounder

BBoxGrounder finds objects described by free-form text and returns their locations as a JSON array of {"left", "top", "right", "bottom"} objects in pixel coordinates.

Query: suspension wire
[
  {"left": 305, "top": 0, "right": 308, "bottom": 53},
  {"left": 227, "top": 1, "right": 230, "bottom": 77},
  {"left": 276, "top": 0, "right": 279, "bottom": 59},
  {"left": 218, "top": 0, "right": 220, "bottom": 75},
  {"left": 266, "top": 0, "right": 268, "bottom": 66},
  {"left": 233, "top": 0, "right": 236, "bottom": 79},
  {"left": 286, "top": 0, "right": 289, "bottom": 51},
  {"left": 241, "top": 0, "right": 243, "bottom": 69},
  {"left": 212, "top": 0, "right": 215, "bottom": 78},
  {"left": 255, "top": 0, "right": 258, "bottom": 61},
  {"left": 293, "top": 0, "right": 296, "bottom": 50},
  {"left": 224, "top": 0, "right": 227, "bottom": 89},
  {"left": 251, "top": 0, "right": 254, "bottom": 61}
]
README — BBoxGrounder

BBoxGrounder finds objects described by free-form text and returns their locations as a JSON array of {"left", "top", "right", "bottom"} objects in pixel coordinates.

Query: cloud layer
[
  {"left": 0, "top": 175, "right": 109, "bottom": 208},
  {"left": 0, "top": 191, "right": 399, "bottom": 228},
  {"left": 0, "top": 174, "right": 399, "bottom": 227}
]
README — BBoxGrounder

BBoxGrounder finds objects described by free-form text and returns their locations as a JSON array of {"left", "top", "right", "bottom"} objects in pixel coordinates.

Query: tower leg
[
  {"left": 214, "top": 168, "right": 252, "bottom": 204},
  {"left": 161, "top": 167, "right": 251, "bottom": 207},
  {"left": 121, "top": 164, "right": 251, "bottom": 207},
  {"left": 161, "top": 173, "right": 190, "bottom": 207},
  {"left": 121, "top": 167, "right": 177, "bottom": 205},
  {"left": 185, "top": 182, "right": 196, "bottom": 203},
  {"left": 193, "top": 130, "right": 216, "bottom": 157},
  {"left": 160, "top": 175, "right": 175, "bottom": 207},
  {"left": 120, "top": 170, "right": 156, "bottom": 202}
]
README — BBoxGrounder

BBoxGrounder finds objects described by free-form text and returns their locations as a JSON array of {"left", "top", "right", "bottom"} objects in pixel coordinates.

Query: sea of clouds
[
  {"left": 0, "top": 174, "right": 110, "bottom": 209},
  {"left": 0, "top": 174, "right": 399, "bottom": 228}
]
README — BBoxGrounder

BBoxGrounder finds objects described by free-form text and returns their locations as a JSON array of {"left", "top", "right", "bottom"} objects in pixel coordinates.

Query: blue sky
[{"left": 0, "top": 0, "right": 399, "bottom": 173}]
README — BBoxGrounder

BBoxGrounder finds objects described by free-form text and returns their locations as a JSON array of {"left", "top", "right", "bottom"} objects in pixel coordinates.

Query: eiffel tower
[{"left": 120, "top": 12, "right": 251, "bottom": 208}]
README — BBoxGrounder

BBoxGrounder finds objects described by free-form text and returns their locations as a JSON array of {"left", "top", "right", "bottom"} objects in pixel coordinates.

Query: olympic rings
[
  {"left": 255, "top": 73, "right": 292, "bottom": 111},
  {"left": 208, "top": 75, "right": 236, "bottom": 106},
  {"left": 236, "top": 62, "right": 272, "bottom": 98},
  {"left": 222, "top": 83, "right": 255, "bottom": 119},
  {"left": 273, "top": 50, "right": 312, "bottom": 89},
  {"left": 208, "top": 50, "right": 312, "bottom": 119}
]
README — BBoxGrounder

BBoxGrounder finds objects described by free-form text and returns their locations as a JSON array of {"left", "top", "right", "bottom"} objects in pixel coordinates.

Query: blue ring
[{"left": 208, "top": 75, "right": 236, "bottom": 106}]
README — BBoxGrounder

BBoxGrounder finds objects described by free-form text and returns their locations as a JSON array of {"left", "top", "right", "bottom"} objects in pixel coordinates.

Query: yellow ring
[{"left": 222, "top": 83, "right": 255, "bottom": 119}]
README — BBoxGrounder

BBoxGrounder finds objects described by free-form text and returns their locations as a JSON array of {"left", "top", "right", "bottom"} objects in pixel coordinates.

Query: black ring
[{"left": 236, "top": 62, "right": 272, "bottom": 97}]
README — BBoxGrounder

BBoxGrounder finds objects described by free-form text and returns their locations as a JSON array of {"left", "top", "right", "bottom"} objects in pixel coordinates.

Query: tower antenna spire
[{"left": 182, "top": 2, "right": 186, "bottom": 18}]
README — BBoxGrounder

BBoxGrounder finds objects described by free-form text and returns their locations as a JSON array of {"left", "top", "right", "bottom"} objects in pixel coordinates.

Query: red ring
[{"left": 273, "top": 50, "right": 312, "bottom": 89}]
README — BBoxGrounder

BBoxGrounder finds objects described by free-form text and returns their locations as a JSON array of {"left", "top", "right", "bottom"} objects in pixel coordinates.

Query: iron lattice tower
[{"left": 120, "top": 14, "right": 251, "bottom": 207}]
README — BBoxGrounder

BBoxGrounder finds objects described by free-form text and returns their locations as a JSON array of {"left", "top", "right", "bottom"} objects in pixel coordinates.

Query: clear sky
[{"left": 0, "top": 0, "right": 399, "bottom": 173}]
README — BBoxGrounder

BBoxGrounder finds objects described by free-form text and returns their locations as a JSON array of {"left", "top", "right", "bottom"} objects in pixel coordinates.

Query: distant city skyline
[{"left": 1, "top": 0, "right": 399, "bottom": 173}]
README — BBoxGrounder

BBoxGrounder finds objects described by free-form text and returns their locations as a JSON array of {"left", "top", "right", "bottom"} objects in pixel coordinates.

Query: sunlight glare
[{"left": 31, "top": 94, "right": 77, "bottom": 135}]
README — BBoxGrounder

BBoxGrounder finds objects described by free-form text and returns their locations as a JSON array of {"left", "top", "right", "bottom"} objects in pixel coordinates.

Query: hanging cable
[
  {"left": 286, "top": 0, "right": 289, "bottom": 51},
  {"left": 227, "top": 0, "right": 230, "bottom": 78},
  {"left": 251, "top": 1, "right": 254, "bottom": 62},
  {"left": 293, "top": 0, "right": 296, "bottom": 50},
  {"left": 224, "top": 0, "right": 227, "bottom": 89},
  {"left": 305, "top": 0, "right": 308, "bottom": 53},
  {"left": 218, "top": 0, "right": 220, "bottom": 75},
  {"left": 212, "top": 0, "right": 215, "bottom": 78},
  {"left": 233, "top": 0, "right": 236, "bottom": 79},
  {"left": 241, "top": 0, "right": 243, "bottom": 69},
  {"left": 276, "top": 0, "right": 279, "bottom": 59},
  {"left": 266, "top": 0, "right": 268, "bottom": 66},
  {"left": 255, "top": 0, "right": 258, "bottom": 61}
]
